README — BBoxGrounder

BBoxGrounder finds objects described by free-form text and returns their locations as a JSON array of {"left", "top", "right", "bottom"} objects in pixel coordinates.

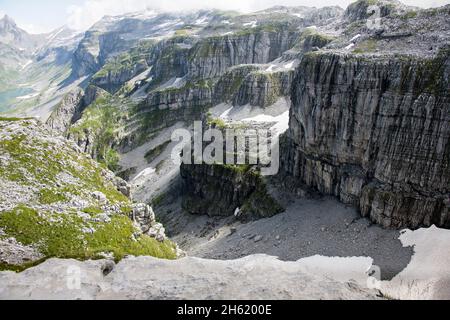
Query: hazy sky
[{"left": 1, "top": 0, "right": 449, "bottom": 33}]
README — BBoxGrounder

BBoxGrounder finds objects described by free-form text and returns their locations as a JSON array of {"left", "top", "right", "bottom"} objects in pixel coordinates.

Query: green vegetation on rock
[
  {"left": 353, "top": 39, "right": 377, "bottom": 54},
  {"left": 0, "top": 116, "right": 33, "bottom": 122},
  {"left": 207, "top": 117, "right": 227, "bottom": 129},
  {"left": 0, "top": 119, "right": 177, "bottom": 271},
  {"left": 0, "top": 205, "right": 177, "bottom": 265},
  {"left": 69, "top": 96, "right": 122, "bottom": 172}
]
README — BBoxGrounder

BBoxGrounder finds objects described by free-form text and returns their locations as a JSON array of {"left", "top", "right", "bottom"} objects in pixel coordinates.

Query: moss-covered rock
[{"left": 0, "top": 118, "right": 177, "bottom": 271}]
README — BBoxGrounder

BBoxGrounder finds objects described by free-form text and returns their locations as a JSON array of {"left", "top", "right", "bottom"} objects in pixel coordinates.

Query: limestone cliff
[
  {"left": 181, "top": 163, "right": 283, "bottom": 220},
  {"left": 282, "top": 48, "right": 450, "bottom": 229}
]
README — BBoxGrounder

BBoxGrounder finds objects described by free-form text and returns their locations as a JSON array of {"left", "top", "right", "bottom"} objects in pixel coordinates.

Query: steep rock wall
[
  {"left": 233, "top": 70, "right": 294, "bottom": 108},
  {"left": 282, "top": 49, "right": 450, "bottom": 229},
  {"left": 180, "top": 164, "right": 283, "bottom": 220},
  {"left": 187, "top": 29, "right": 298, "bottom": 80}
]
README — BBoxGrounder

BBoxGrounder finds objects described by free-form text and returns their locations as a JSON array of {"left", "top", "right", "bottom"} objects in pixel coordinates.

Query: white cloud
[{"left": 66, "top": 0, "right": 450, "bottom": 31}]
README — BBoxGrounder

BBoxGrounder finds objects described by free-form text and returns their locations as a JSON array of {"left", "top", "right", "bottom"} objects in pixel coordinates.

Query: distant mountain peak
[
  {"left": 0, "top": 14, "right": 18, "bottom": 30},
  {"left": 1, "top": 14, "right": 15, "bottom": 22}
]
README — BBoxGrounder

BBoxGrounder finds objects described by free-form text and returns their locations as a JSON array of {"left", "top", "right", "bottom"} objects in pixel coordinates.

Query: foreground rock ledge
[{"left": 0, "top": 255, "right": 380, "bottom": 300}]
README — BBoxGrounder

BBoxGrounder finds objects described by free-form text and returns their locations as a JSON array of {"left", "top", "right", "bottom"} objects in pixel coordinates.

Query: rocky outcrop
[
  {"left": 146, "top": 38, "right": 191, "bottom": 86},
  {"left": 212, "top": 65, "right": 261, "bottom": 104},
  {"left": 91, "top": 60, "right": 148, "bottom": 94},
  {"left": 187, "top": 28, "right": 297, "bottom": 80},
  {"left": 46, "top": 87, "right": 85, "bottom": 134},
  {"left": 128, "top": 83, "right": 212, "bottom": 145},
  {"left": 233, "top": 70, "right": 294, "bottom": 108},
  {"left": 71, "top": 31, "right": 103, "bottom": 78},
  {"left": 47, "top": 85, "right": 109, "bottom": 135},
  {"left": 0, "top": 118, "right": 176, "bottom": 270},
  {"left": 180, "top": 164, "right": 283, "bottom": 220},
  {"left": 282, "top": 49, "right": 450, "bottom": 229},
  {"left": 0, "top": 255, "right": 381, "bottom": 300},
  {"left": 344, "top": 0, "right": 408, "bottom": 23}
]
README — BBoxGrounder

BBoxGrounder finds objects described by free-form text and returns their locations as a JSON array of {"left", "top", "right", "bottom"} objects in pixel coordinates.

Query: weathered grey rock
[
  {"left": 282, "top": 49, "right": 450, "bottom": 228},
  {"left": 344, "top": 0, "right": 408, "bottom": 23},
  {"left": 180, "top": 164, "right": 283, "bottom": 220},
  {"left": 46, "top": 88, "right": 85, "bottom": 134},
  {"left": 212, "top": 64, "right": 261, "bottom": 105},
  {"left": 233, "top": 70, "right": 294, "bottom": 108},
  {"left": 47, "top": 85, "right": 109, "bottom": 135},
  {"left": 114, "top": 177, "right": 131, "bottom": 198},
  {"left": 147, "top": 223, "right": 166, "bottom": 242},
  {"left": 0, "top": 255, "right": 381, "bottom": 300},
  {"left": 187, "top": 29, "right": 298, "bottom": 80},
  {"left": 91, "top": 58, "right": 149, "bottom": 94},
  {"left": 0, "top": 238, "right": 44, "bottom": 266},
  {"left": 130, "top": 203, "right": 159, "bottom": 236},
  {"left": 91, "top": 191, "right": 108, "bottom": 204}
]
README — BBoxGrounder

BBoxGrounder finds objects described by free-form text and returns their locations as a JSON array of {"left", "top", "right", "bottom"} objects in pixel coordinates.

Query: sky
[{"left": 0, "top": 0, "right": 449, "bottom": 34}]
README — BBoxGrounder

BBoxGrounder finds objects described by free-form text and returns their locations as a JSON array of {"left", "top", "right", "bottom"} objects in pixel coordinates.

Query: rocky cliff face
[
  {"left": 181, "top": 163, "right": 283, "bottom": 220},
  {"left": 46, "top": 88, "right": 85, "bottom": 134},
  {"left": 187, "top": 28, "right": 297, "bottom": 80},
  {"left": 344, "top": 0, "right": 408, "bottom": 23},
  {"left": 233, "top": 70, "right": 294, "bottom": 108},
  {"left": 282, "top": 48, "right": 450, "bottom": 229},
  {"left": 46, "top": 85, "right": 109, "bottom": 135}
]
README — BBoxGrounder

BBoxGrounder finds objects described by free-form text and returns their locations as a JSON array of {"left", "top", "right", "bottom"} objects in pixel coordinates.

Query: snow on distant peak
[{"left": 195, "top": 17, "right": 209, "bottom": 25}]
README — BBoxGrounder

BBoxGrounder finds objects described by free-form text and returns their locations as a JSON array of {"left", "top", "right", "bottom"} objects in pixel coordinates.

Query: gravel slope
[{"left": 158, "top": 192, "right": 413, "bottom": 280}]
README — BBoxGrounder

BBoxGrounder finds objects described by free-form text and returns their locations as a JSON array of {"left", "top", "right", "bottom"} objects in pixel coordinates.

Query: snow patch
[
  {"left": 297, "top": 255, "right": 374, "bottom": 285},
  {"left": 270, "top": 111, "right": 290, "bottom": 137},
  {"left": 243, "top": 21, "right": 258, "bottom": 28},
  {"left": 219, "top": 107, "right": 233, "bottom": 120},
  {"left": 46, "top": 27, "right": 65, "bottom": 41},
  {"left": 345, "top": 43, "right": 355, "bottom": 50},
  {"left": 16, "top": 92, "right": 39, "bottom": 100},
  {"left": 265, "top": 64, "right": 276, "bottom": 72},
  {"left": 284, "top": 61, "right": 295, "bottom": 69},
  {"left": 21, "top": 60, "right": 33, "bottom": 70},
  {"left": 195, "top": 17, "right": 209, "bottom": 25},
  {"left": 381, "top": 226, "right": 450, "bottom": 300},
  {"left": 242, "top": 110, "right": 289, "bottom": 138},
  {"left": 350, "top": 34, "right": 361, "bottom": 42}
]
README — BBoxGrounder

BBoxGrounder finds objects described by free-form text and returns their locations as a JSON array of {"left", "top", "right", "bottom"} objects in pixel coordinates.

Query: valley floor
[
  {"left": 158, "top": 188, "right": 413, "bottom": 280},
  {"left": 153, "top": 180, "right": 450, "bottom": 300}
]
